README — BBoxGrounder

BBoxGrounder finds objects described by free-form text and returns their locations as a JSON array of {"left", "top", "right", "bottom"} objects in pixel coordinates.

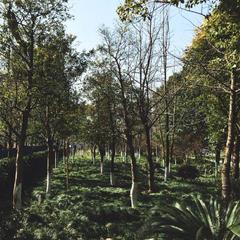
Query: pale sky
[{"left": 65, "top": 0, "right": 205, "bottom": 56}]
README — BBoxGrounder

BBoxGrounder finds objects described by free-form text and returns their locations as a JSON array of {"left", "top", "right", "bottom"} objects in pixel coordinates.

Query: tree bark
[
  {"left": 13, "top": 140, "right": 24, "bottom": 209},
  {"left": 99, "top": 145, "right": 105, "bottom": 175},
  {"left": 163, "top": 6, "right": 170, "bottom": 182},
  {"left": 110, "top": 143, "right": 116, "bottom": 186},
  {"left": 145, "top": 126, "right": 155, "bottom": 192},
  {"left": 46, "top": 137, "right": 54, "bottom": 195},
  {"left": 7, "top": 127, "right": 13, "bottom": 158},
  {"left": 65, "top": 140, "right": 70, "bottom": 190},
  {"left": 233, "top": 134, "right": 240, "bottom": 179},
  {"left": 109, "top": 107, "right": 116, "bottom": 186},
  {"left": 91, "top": 145, "right": 96, "bottom": 165},
  {"left": 221, "top": 70, "right": 236, "bottom": 199},
  {"left": 13, "top": 110, "right": 29, "bottom": 209},
  {"left": 119, "top": 77, "right": 138, "bottom": 207},
  {"left": 122, "top": 97, "right": 138, "bottom": 208}
]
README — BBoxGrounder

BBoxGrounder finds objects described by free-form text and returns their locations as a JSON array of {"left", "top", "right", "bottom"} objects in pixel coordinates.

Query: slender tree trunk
[
  {"left": 221, "top": 70, "right": 236, "bottom": 199},
  {"left": 46, "top": 137, "right": 54, "bottom": 195},
  {"left": 138, "top": 147, "right": 141, "bottom": 161},
  {"left": 13, "top": 110, "right": 29, "bottom": 209},
  {"left": 170, "top": 77, "right": 176, "bottom": 166},
  {"left": 110, "top": 142, "right": 116, "bottom": 186},
  {"left": 108, "top": 100, "right": 116, "bottom": 186},
  {"left": 155, "top": 146, "right": 158, "bottom": 162},
  {"left": 233, "top": 134, "right": 240, "bottom": 179},
  {"left": 120, "top": 83, "right": 138, "bottom": 207},
  {"left": 145, "top": 126, "right": 155, "bottom": 192},
  {"left": 164, "top": 114, "right": 170, "bottom": 181},
  {"left": 9, "top": 1, "right": 34, "bottom": 209},
  {"left": 93, "top": 145, "right": 96, "bottom": 164},
  {"left": 127, "top": 131, "right": 138, "bottom": 208},
  {"left": 100, "top": 158, "right": 104, "bottom": 175},
  {"left": 7, "top": 127, "right": 13, "bottom": 158},
  {"left": 113, "top": 44, "right": 139, "bottom": 207},
  {"left": 66, "top": 154, "right": 69, "bottom": 190},
  {"left": 162, "top": 6, "right": 170, "bottom": 182},
  {"left": 45, "top": 105, "right": 54, "bottom": 195},
  {"left": 13, "top": 140, "right": 24, "bottom": 209},
  {"left": 65, "top": 140, "right": 70, "bottom": 190},
  {"left": 54, "top": 144, "right": 58, "bottom": 169},
  {"left": 99, "top": 145, "right": 105, "bottom": 175},
  {"left": 106, "top": 145, "right": 110, "bottom": 160}
]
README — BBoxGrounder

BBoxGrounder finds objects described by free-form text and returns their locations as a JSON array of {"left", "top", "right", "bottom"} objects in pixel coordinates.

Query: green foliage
[
  {"left": 117, "top": 0, "right": 203, "bottom": 21},
  {"left": 117, "top": 0, "right": 240, "bottom": 21},
  {"left": 141, "top": 196, "right": 240, "bottom": 239},
  {"left": 0, "top": 154, "right": 218, "bottom": 239}
]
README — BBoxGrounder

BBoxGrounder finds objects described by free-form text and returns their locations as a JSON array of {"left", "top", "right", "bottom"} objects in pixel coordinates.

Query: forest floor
[{"left": 1, "top": 153, "right": 218, "bottom": 240}]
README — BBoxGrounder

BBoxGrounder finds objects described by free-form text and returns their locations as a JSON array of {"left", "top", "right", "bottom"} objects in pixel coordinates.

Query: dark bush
[
  {"left": 177, "top": 164, "right": 199, "bottom": 180},
  {"left": 0, "top": 150, "right": 49, "bottom": 202}
]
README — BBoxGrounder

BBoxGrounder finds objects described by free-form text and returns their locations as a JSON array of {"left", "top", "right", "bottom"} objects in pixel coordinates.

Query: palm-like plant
[{"left": 146, "top": 196, "right": 240, "bottom": 240}]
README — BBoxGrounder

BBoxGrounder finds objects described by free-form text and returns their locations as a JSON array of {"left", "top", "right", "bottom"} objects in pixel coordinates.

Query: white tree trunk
[
  {"left": 164, "top": 166, "right": 169, "bottom": 182},
  {"left": 110, "top": 172, "right": 116, "bottom": 186},
  {"left": 106, "top": 148, "right": 110, "bottom": 160},
  {"left": 138, "top": 148, "right": 141, "bottom": 161},
  {"left": 46, "top": 171, "right": 51, "bottom": 195},
  {"left": 14, "top": 183, "right": 22, "bottom": 209},
  {"left": 100, "top": 161, "right": 103, "bottom": 175},
  {"left": 130, "top": 181, "right": 138, "bottom": 208}
]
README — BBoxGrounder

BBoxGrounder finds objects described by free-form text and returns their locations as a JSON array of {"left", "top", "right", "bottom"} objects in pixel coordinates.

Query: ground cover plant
[{"left": 0, "top": 154, "right": 219, "bottom": 239}]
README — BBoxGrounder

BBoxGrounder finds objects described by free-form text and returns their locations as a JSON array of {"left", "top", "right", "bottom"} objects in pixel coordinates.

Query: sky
[
  {"left": 65, "top": 0, "right": 122, "bottom": 51},
  {"left": 65, "top": 0, "right": 206, "bottom": 58}
]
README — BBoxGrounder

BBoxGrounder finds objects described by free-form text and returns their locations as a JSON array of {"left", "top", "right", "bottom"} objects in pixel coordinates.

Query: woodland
[{"left": 0, "top": 0, "right": 240, "bottom": 239}]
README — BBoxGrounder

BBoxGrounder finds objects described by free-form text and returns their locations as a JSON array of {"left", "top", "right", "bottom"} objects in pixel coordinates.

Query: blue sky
[{"left": 65, "top": 0, "right": 205, "bottom": 56}]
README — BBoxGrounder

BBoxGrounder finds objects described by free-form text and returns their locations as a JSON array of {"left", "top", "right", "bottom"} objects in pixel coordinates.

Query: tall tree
[
  {"left": 99, "top": 26, "right": 139, "bottom": 208},
  {"left": 0, "top": 0, "right": 69, "bottom": 209},
  {"left": 34, "top": 27, "right": 86, "bottom": 195}
]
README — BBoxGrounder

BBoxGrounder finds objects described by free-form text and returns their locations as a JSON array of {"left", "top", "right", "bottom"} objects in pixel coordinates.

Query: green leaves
[
  {"left": 229, "top": 225, "right": 240, "bottom": 237},
  {"left": 148, "top": 195, "right": 240, "bottom": 239}
]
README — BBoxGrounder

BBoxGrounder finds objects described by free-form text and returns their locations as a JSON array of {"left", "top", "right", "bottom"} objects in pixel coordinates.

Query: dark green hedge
[{"left": 0, "top": 151, "right": 48, "bottom": 201}]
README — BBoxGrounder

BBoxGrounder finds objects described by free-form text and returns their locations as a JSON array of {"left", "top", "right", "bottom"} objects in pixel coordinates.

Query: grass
[{"left": 0, "top": 153, "right": 219, "bottom": 240}]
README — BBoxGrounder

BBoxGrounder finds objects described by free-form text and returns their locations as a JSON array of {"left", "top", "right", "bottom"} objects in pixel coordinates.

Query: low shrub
[
  {"left": 142, "top": 195, "right": 240, "bottom": 240},
  {"left": 0, "top": 150, "right": 48, "bottom": 200}
]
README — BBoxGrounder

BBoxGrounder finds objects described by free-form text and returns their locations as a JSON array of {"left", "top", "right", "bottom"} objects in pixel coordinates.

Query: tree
[
  {"left": 0, "top": 0, "right": 70, "bottom": 209},
  {"left": 84, "top": 61, "right": 120, "bottom": 184},
  {"left": 166, "top": 5, "right": 239, "bottom": 198},
  {"left": 99, "top": 25, "right": 140, "bottom": 208},
  {"left": 33, "top": 26, "right": 86, "bottom": 195}
]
